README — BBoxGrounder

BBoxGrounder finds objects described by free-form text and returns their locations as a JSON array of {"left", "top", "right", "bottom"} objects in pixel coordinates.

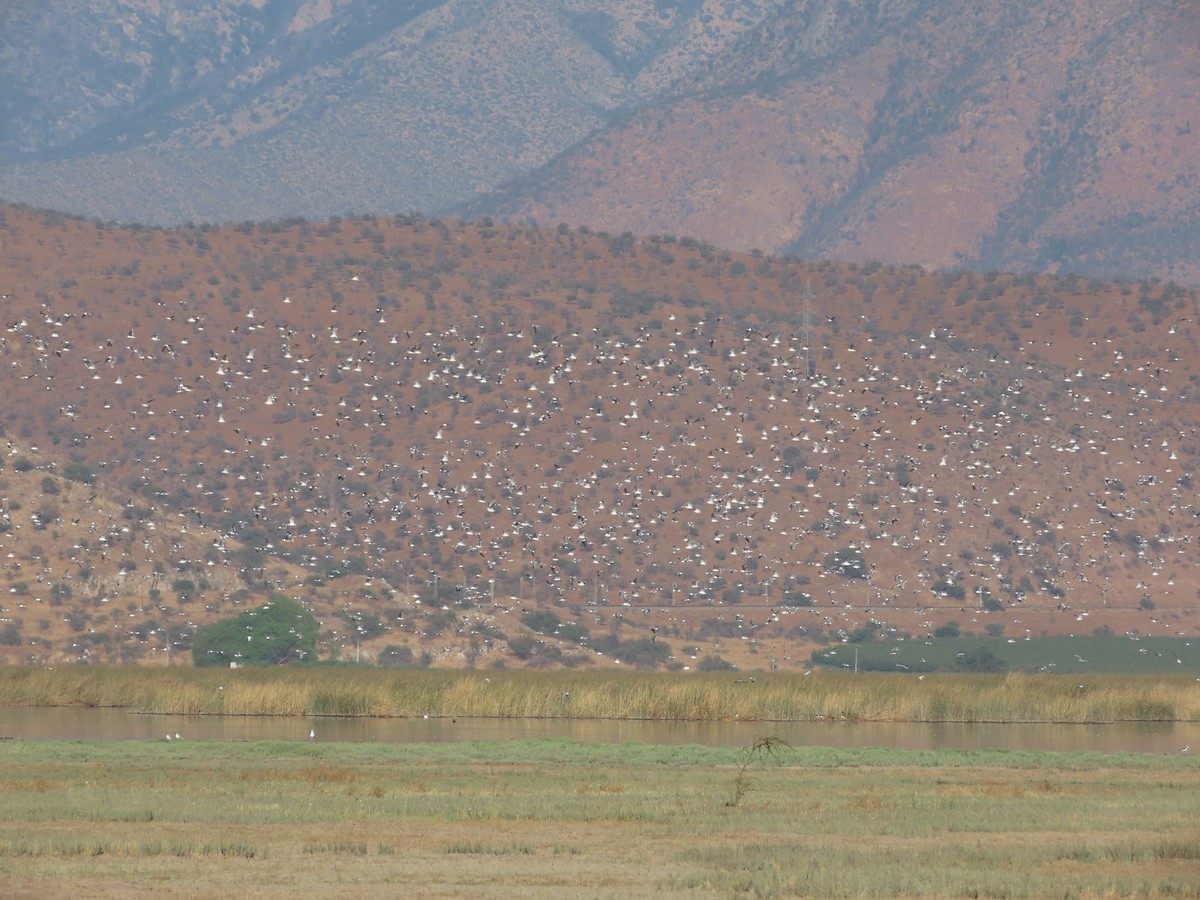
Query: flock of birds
[
  {"left": 165, "top": 727, "right": 315, "bottom": 741},
  {"left": 0, "top": 209, "right": 1197, "bottom": 667}
]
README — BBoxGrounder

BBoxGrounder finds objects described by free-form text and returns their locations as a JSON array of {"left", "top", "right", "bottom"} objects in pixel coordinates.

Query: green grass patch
[{"left": 813, "top": 634, "right": 1200, "bottom": 675}]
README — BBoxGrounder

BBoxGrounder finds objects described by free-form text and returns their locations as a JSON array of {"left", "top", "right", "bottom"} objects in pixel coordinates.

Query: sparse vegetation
[{"left": 0, "top": 207, "right": 1197, "bottom": 672}]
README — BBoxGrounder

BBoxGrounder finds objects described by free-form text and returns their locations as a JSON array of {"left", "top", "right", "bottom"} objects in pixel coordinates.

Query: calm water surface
[{"left": 1, "top": 706, "right": 1196, "bottom": 753}]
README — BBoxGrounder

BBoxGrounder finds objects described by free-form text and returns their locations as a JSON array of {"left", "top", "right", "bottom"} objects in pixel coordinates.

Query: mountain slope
[
  {"left": 0, "top": 0, "right": 771, "bottom": 225},
  {"left": 1, "top": 1, "right": 1197, "bottom": 285},
  {"left": 477, "top": 0, "right": 1200, "bottom": 284},
  {"left": 1, "top": 203, "right": 1197, "bottom": 667}
]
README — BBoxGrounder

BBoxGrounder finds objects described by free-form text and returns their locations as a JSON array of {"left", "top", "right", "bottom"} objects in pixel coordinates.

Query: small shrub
[
  {"left": 508, "top": 635, "right": 536, "bottom": 660},
  {"left": 825, "top": 547, "right": 867, "bottom": 579},
  {"left": 934, "top": 621, "right": 962, "bottom": 639},
  {"left": 62, "top": 461, "right": 97, "bottom": 485},
  {"left": 931, "top": 578, "right": 965, "bottom": 600},
  {"left": 728, "top": 736, "right": 791, "bottom": 807},
  {"left": 378, "top": 645, "right": 414, "bottom": 667}
]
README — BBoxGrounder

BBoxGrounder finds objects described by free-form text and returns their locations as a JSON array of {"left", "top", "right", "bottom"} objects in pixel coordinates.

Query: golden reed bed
[{"left": 2, "top": 666, "right": 1197, "bottom": 722}]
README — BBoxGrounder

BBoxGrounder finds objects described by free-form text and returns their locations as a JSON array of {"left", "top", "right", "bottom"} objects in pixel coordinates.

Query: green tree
[
  {"left": 378, "top": 644, "right": 414, "bottom": 667},
  {"left": 62, "top": 461, "right": 97, "bottom": 485},
  {"left": 955, "top": 647, "right": 1004, "bottom": 673},
  {"left": 847, "top": 622, "right": 880, "bottom": 643},
  {"left": 979, "top": 590, "right": 1003, "bottom": 612},
  {"left": 934, "top": 621, "right": 961, "bottom": 639},
  {"left": 521, "top": 609, "right": 562, "bottom": 634},
  {"left": 507, "top": 635, "right": 536, "bottom": 659},
  {"left": 192, "top": 596, "right": 318, "bottom": 667}
]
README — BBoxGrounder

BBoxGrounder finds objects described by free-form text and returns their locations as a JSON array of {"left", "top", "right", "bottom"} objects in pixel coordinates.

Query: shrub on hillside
[
  {"left": 934, "top": 621, "right": 962, "bottom": 639},
  {"left": 825, "top": 547, "right": 867, "bottom": 579},
  {"left": 192, "top": 596, "right": 317, "bottom": 667}
]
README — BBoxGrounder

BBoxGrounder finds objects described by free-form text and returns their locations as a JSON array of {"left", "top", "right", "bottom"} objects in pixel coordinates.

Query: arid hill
[
  {"left": 1, "top": 1, "right": 1198, "bottom": 286},
  {"left": 0, "top": 204, "right": 1197, "bottom": 668}
]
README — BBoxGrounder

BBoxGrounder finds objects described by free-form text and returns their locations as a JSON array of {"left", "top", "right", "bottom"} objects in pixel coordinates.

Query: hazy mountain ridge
[
  {"left": 1, "top": 1, "right": 1196, "bottom": 285},
  {"left": 0, "top": 0, "right": 774, "bottom": 223},
  {"left": 0, "top": 203, "right": 1197, "bottom": 667},
  {"left": 478, "top": 1, "right": 1200, "bottom": 285}
]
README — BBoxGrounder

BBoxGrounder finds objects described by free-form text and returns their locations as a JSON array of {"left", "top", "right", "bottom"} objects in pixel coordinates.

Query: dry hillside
[
  {"left": 0, "top": 204, "right": 1197, "bottom": 668},
  {"left": 2, "top": 1, "right": 1197, "bottom": 286}
]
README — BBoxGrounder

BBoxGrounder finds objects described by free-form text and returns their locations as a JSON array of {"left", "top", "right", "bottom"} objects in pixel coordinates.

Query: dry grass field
[{"left": 1, "top": 738, "right": 1198, "bottom": 898}]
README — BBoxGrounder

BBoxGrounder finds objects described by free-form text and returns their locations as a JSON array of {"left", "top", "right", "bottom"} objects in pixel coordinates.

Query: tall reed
[{"left": 2, "top": 667, "right": 1198, "bottom": 722}]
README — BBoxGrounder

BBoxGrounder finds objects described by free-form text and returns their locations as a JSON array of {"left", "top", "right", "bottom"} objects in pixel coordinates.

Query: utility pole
[{"left": 801, "top": 276, "right": 815, "bottom": 382}]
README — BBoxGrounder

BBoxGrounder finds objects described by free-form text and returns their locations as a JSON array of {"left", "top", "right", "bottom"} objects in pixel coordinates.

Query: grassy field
[
  {"left": 3, "top": 666, "right": 1199, "bottom": 723},
  {"left": 0, "top": 739, "right": 1197, "bottom": 898},
  {"left": 812, "top": 635, "right": 1200, "bottom": 675}
]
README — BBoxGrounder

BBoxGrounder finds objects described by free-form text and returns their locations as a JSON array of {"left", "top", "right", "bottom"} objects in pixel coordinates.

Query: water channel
[{"left": 2, "top": 706, "right": 1197, "bottom": 754}]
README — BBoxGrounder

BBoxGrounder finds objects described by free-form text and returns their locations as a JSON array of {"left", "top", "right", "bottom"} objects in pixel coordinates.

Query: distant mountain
[
  {"left": 476, "top": 0, "right": 1200, "bottom": 285},
  {"left": 1, "top": 204, "right": 1196, "bottom": 668},
  {"left": 1, "top": 1, "right": 1197, "bottom": 285},
  {"left": 0, "top": 1, "right": 764, "bottom": 224}
]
